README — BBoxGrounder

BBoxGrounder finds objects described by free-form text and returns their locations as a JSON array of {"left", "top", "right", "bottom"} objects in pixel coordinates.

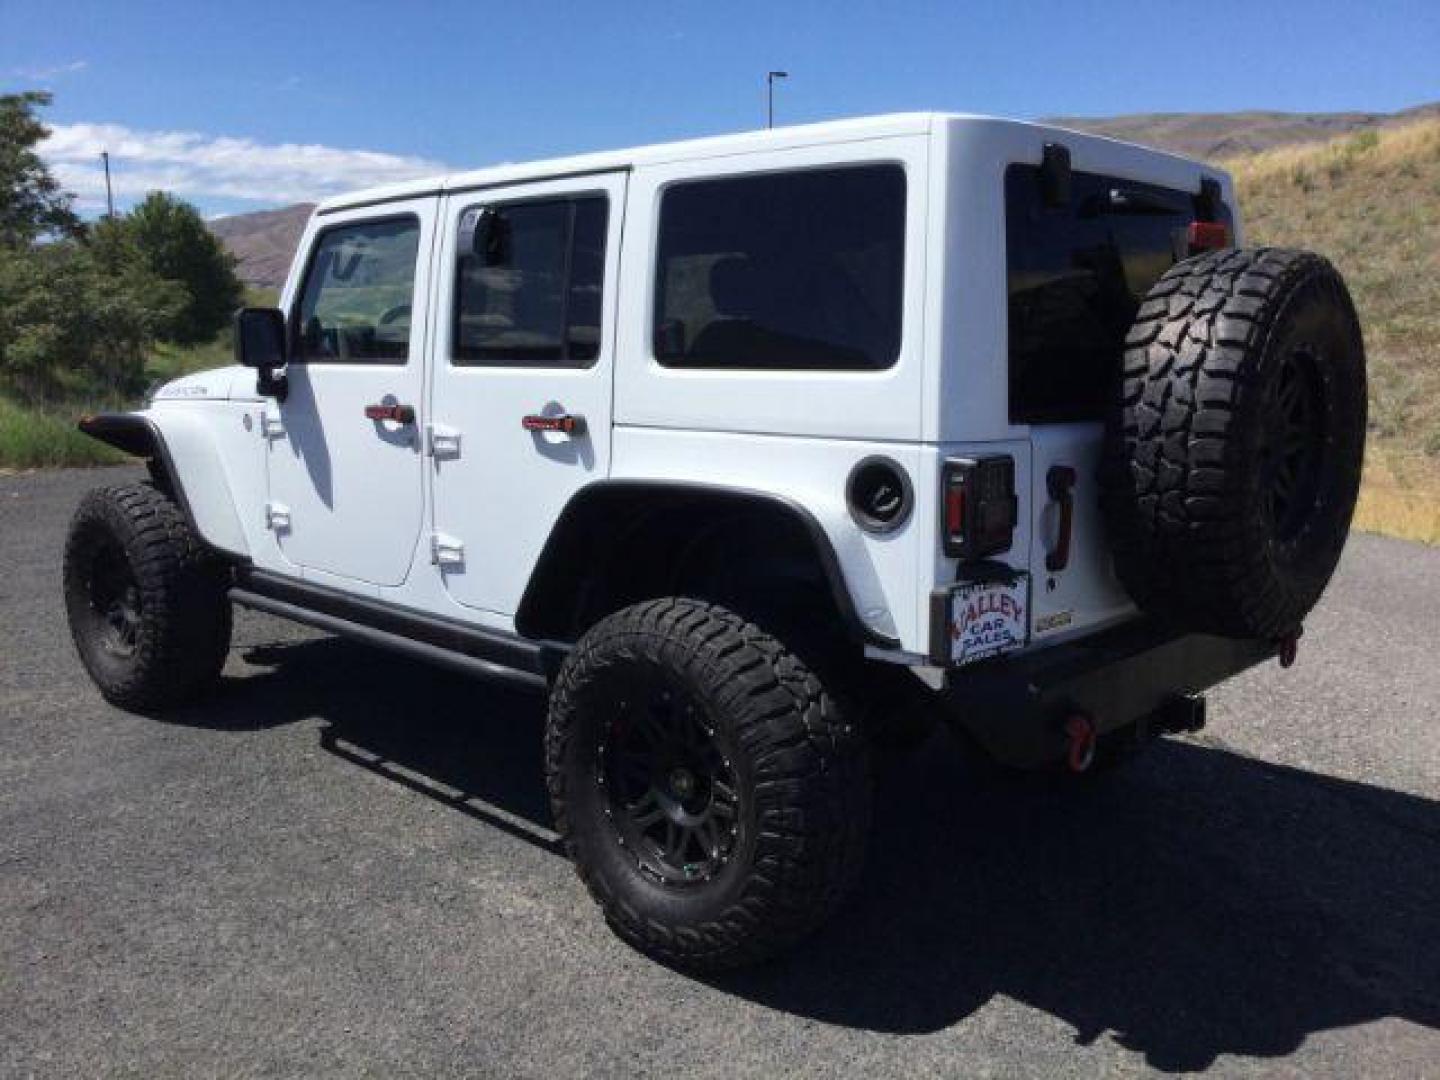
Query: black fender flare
[
  {"left": 515, "top": 480, "right": 899, "bottom": 649},
  {"left": 77, "top": 412, "right": 204, "bottom": 543}
]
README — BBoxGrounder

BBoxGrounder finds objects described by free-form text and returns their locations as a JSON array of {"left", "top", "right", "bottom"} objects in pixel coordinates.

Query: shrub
[{"left": 0, "top": 236, "right": 184, "bottom": 403}]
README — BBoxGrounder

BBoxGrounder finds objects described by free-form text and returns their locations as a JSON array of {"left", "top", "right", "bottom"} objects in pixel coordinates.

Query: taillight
[
  {"left": 1187, "top": 220, "right": 1230, "bottom": 254},
  {"left": 945, "top": 482, "right": 965, "bottom": 534},
  {"left": 942, "top": 456, "right": 1017, "bottom": 560}
]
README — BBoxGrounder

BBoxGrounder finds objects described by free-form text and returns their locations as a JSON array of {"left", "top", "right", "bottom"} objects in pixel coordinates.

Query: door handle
[
  {"left": 364, "top": 403, "right": 416, "bottom": 424},
  {"left": 1045, "top": 465, "right": 1077, "bottom": 573},
  {"left": 522, "top": 412, "right": 586, "bottom": 436}
]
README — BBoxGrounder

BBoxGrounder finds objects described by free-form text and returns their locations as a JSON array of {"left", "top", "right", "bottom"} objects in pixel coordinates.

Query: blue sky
[{"left": 3, "top": 0, "right": 1438, "bottom": 216}]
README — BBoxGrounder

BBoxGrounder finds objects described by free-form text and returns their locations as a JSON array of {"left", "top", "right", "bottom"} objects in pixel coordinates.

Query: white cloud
[
  {"left": 8, "top": 59, "right": 89, "bottom": 81},
  {"left": 41, "top": 121, "right": 450, "bottom": 211}
]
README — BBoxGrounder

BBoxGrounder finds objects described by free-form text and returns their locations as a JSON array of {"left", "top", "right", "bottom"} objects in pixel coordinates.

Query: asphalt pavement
[{"left": 2, "top": 466, "right": 1437, "bottom": 1078}]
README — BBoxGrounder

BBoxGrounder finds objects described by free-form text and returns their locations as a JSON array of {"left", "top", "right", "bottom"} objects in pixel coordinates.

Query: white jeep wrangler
[{"left": 65, "top": 114, "right": 1366, "bottom": 969}]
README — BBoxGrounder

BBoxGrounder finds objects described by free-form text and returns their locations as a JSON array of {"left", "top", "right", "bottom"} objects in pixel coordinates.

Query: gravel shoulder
[{"left": 2, "top": 467, "right": 1437, "bottom": 1078}]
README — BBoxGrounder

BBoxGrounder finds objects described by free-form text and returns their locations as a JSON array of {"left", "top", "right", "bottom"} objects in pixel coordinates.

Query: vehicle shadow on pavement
[
  {"left": 176, "top": 634, "right": 1439, "bottom": 1073},
  {"left": 715, "top": 733, "right": 1440, "bottom": 1071},
  {"left": 167, "top": 633, "right": 559, "bottom": 850}
]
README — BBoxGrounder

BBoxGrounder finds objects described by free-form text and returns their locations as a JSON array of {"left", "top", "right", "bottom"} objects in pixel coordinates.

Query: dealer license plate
[{"left": 941, "top": 574, "right": 1030, "bottom": 666}]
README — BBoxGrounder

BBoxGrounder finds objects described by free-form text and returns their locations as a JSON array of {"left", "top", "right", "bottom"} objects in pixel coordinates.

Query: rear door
[
  {"left": 266, "top": 201, "right": 435, "bottom": 587},
  {"left": 1004, "top": 164, "right": 1226, "bottom": 641},
  {"left": 428, "top": 172, "right": 626, "bottom": 615}
]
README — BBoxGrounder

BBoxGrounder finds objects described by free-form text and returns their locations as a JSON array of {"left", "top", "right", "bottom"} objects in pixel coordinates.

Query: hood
[{"left": 148, "top": 365, "right": 258, "bottom": 403}]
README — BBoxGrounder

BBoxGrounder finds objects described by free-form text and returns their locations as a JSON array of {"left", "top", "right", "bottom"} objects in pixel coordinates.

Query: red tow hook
[
  {"left": 1064, "top": 712, "right": 1097, "bottom": 773},
  {"left": 1277, "top": 626, "right": 1303, "bottom": 669}
]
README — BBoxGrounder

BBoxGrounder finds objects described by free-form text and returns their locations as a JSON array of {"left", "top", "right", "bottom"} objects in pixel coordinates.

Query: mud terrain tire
[
  {"left": 1103, "top": 248, "right": 1366, "bottom": 639},
  {"left": 63, "top": 483, "right": 232, "bottom": 711},
  {"left": 545, "top": 598, "right": 870, "bottom": 970}
]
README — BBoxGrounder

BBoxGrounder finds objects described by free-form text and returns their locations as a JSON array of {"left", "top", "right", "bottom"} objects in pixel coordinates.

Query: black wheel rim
[
  {"left": 88, "top": 542, "right": 141, "bottom": 657},
  {"left": 597, "top": 676, "right": 740, "bottom": 887},
  {"left": 1261, "top": 344, "right": 1327, "bottom": 543}
]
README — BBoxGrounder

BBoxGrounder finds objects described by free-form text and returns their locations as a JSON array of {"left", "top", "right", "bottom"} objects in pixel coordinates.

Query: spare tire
[{"left": 1102, "top": 248, "right": 1366, "bottom": 640}]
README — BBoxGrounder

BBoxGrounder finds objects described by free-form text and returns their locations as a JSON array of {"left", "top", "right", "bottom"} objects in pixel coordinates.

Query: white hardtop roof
[{"left": 316, "top": 111, "right": 1207, "bottom": 214}]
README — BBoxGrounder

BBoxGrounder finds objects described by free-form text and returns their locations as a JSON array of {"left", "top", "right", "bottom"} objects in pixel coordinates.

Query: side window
[
  {"left": 453, "top": 196, "right": 609, "bottom": 367},
  {"left": 653, "top": 165, "right": 905, "bottom": 371},
  {"left": 293, "top": 217, "right": 420, "bottom": 364},
  {"left": 1005, "top": 164, "right": 1234, "bottom": 423}
]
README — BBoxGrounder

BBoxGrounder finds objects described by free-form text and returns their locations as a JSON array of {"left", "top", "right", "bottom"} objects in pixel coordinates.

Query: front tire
[
  {"left": 545, "top": 598, "right": 870, "bottom": 970},
  {"left": 63, "top": 483, "right": 232, "bottom": 711}
]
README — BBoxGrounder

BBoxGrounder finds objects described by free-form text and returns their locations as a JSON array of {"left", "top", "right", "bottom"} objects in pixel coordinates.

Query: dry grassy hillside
[
  {"left": 1227, "top": 120, "right": 1440, "bottom": 542},
  {"left": 1055, "top": 103, "right": 1440, "bottom": 160}
]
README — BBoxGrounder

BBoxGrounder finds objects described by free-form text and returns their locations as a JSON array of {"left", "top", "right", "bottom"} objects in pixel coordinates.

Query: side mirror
[{"left": 233, "top": 307, "right": 289, "bottom": 399}]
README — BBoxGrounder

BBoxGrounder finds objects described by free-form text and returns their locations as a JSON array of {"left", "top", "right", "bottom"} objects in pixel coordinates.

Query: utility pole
[
  {"left": 766, "top": 70, "right": 788, "bottom": 129},
  {"left": 100, "top": 151, "right": 114, "bottom": 218}
]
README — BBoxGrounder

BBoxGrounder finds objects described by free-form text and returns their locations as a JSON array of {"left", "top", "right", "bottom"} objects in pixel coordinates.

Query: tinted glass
[
  {"left": 654, "top": 165, "right": 905, "bottom": 371},
  {"left": 293, "top": 217, "right": 420, "bottom": 364},
  {"left": 454, "top": 196, "right": 608, "bottom": 367},
  {"left": 1006, "top": 164, "right": 1233, "bottom": 423}
]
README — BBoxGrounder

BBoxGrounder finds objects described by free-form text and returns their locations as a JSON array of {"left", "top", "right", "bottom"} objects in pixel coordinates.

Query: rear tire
[
  {"left": 1102, "top": 248, "right": 1366, "bottom": 639},
  {"left": 545, "top": 598, "right": 870, "bottom": 970},
  {"left": 63, "top": 483, "right": 232, "bottom": 711}
]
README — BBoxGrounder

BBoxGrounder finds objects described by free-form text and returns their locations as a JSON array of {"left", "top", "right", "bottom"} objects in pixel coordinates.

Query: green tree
[
  {"left": 124, "top": 191, "right": 244, "bottom": 344},
  {"left": 0, "top": 231, "right": 183, "bottom": 402},
  {"left": 0, "top": 91, "right": 80, "bottom": 247}
]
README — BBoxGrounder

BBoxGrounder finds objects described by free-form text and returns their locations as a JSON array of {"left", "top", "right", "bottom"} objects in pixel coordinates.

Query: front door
[
  {"left": 428, "top": 173, "right": 627, "bottom": 615},
  {"left": 267, "top": 200, "right": 435, "bottom": 587}
]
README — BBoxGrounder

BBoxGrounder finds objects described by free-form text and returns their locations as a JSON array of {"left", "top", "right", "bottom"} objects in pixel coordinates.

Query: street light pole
[
  {"left": 100, "top": 151, "right": 114, "bottom": 218},
  {"left": 766, "top": 70, "right": 789, "bottom": 129}
]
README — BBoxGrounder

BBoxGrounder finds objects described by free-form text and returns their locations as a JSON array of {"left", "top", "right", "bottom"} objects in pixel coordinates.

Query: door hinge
[
  {"left": 426, "top": 423, "right": 462, "bottom": 460},
  {"left": 265, "top": 502, "right": 291, "bottom": 532},
  {"left": 261, "top": 408, "right": 285, "bottom": 438},
  {"left": 429, "top": 531, "right": 465, "bottom": 566}
]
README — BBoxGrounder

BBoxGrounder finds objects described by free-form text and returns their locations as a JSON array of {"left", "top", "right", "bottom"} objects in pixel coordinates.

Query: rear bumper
[{"left": 941, "top": 619, "right": 1275, "bottom": 768}]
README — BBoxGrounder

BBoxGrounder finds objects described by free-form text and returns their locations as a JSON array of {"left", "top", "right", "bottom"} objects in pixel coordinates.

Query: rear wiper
[{"left": 1079, "top": 187, "right": 1189, "bottom": 218}]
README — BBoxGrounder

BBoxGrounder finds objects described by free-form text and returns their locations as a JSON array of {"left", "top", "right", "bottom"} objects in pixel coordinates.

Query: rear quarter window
[
  {"left": 654, "top": 164, "right": 905, "bottom": 372},
  {"left": 1005, "top": 164, "right": 1232, "bottom": 423}
]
